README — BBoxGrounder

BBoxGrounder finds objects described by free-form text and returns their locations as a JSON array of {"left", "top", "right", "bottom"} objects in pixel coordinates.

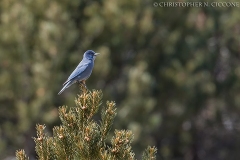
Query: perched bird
[{"left": 58, "top": 50, "right": 100, "bottom": 95}]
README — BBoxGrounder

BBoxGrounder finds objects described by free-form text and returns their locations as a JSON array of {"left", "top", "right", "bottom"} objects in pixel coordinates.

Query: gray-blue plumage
[{"left": 58, "top": 50, "right": 99, "bottom": 95}]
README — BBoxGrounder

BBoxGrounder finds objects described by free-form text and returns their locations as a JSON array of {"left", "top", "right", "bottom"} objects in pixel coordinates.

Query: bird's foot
[{"left": 77, "top": 80, "right": 87, "bottom": 89}]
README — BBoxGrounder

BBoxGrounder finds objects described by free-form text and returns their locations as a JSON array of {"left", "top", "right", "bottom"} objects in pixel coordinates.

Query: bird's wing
[{"left": 63, "top": 61, "right": 89, "bottom": 86}]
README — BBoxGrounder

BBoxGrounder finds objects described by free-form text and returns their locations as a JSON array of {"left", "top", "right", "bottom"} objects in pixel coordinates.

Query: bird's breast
[{"left": 79, "top": 61, "right": 94, "bottom": 80}]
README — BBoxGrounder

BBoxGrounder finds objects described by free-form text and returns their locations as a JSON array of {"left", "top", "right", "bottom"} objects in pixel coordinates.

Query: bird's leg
[
  {"left": 77, "top": 80, "right": 87, "bottom": 89},
  {"left": 82, "top": 80, "right": 87, "bottom": 89}
]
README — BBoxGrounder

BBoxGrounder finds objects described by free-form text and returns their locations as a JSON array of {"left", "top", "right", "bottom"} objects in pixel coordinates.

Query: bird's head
[{"left": 83, "top": 50, "right": 100, "bottom": 60}]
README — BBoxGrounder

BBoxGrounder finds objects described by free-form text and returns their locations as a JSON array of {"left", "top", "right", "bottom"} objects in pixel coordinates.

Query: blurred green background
[{"left": 1, "top": 0, "right": 240, "bottom": 159}]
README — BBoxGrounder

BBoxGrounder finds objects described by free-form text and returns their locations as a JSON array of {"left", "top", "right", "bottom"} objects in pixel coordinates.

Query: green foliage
[
  {"left": 16, "top": 150, "right": 29, "bottom": 160},
  {"left": 142, "top": 146, "right": 157, "bottom": 160},
  {"left": 16, "top": 85, "right": 157, "bottom": 160},
  {"left": 1, "top": 0, "right": 240, "bottom": 159}
]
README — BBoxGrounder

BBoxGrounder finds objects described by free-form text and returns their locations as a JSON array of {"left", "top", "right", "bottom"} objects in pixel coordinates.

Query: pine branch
[
  {"left": 16, "top": 85, "right": 157, "bottom": 159},
  {"left": 110, "top": 130, "right": 135, "bottom": 160},
  {"left": 16, "top": 150, "right": 29, "bottom": 160},
  {"left": 100, "top": 101, "right": 117, "bottom": 142},
  {"left": 142, "top": 146, "right": 158, "bottom": 160}
]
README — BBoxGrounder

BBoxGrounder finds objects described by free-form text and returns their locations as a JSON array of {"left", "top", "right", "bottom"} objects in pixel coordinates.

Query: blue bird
[{"left": 58, "top": 50, "right": 100, "bottom": 95}]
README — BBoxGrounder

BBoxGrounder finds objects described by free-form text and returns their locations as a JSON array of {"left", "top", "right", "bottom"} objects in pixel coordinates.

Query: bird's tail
[{"left": 58, "top": 81, "right": 71, "bottom": 95}]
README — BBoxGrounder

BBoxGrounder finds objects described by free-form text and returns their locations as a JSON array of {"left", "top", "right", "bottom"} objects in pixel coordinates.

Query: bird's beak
[{"left": 94, "top": 53, "right": 100, "bottom": 56}]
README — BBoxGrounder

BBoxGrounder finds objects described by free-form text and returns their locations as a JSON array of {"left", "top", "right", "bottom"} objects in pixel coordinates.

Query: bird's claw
[{"left": 77, "top": 80, "right": 87, "bottom": 89}]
